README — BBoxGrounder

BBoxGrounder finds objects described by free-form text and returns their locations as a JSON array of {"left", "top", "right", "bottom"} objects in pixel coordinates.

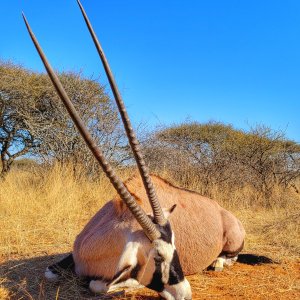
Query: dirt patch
[
  {"left": 126, "top": 261, "right": 300, "bottom": 300},
  {"left": 1, "top": 255, "right": 299, "bottom": 299},
  {"left": 189, "top": 261, "right": 300, "bottom": 299}
]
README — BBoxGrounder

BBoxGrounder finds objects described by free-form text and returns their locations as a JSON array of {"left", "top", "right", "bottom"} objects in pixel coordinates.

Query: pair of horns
[{"left": 22, "top": 0, "right": 167, "bottom": 241}]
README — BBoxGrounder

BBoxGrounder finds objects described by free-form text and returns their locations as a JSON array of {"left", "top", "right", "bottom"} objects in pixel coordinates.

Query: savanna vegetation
[
  {"left": 0, "top": 61, "right": 128, "bottom": 177},
  {"left": 1, "top": 61, "right": 299, "bottom": 299}
]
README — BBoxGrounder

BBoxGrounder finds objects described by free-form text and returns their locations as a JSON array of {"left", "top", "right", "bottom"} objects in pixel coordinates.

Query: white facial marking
[
  {"left": 160, "top": 278, "right": 192, "bottom": 300},
  {"left": 44, "top": 267, "right": 59, "bottom": 282},
  {"left": 153, "top": 239, "right": 174, "bottom": 283},
  {"left": 153, "top": 239, "right": 174, "bottom": 263},
  {"left": 139, "top": 238, "right": 175, "bottom": 286}
]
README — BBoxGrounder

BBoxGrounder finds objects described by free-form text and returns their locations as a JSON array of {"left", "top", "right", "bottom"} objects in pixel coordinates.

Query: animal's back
[{"left": 121, "top": 174, "right": 228, "bottom": 274}]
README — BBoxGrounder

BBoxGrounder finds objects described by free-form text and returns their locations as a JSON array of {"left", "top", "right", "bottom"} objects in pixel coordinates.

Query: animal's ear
[{"left": 163, "top": 204, "right": 177, "bottom": 219}]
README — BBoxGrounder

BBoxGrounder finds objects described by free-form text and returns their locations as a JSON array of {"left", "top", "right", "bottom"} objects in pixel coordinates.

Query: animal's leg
[
  {"left": 45, "top": 253, "right": 74, "bottom": 281},
  {"left": 89, "top": 278, "right": 143, "bottom": 294},
  {"left": 210, "top": 254, "right": 238, "bottom": 271},
  {"left": 108, "top": 278, "right": 144, "bottom": 292},
  {"left": 210, "top": 256, "right": 226, "bottom": 271}
]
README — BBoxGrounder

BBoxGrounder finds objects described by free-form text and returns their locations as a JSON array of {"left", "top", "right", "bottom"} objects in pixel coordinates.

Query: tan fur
[{"left": 73, "top": 173, "right": 245, "bottom": 277}]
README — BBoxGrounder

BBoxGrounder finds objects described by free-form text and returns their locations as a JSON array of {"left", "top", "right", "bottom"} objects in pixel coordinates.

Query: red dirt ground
[
  {"left": 1, "top": 257, "right": 299, "bottom": 299},
  {"left": 126, "top": 261, "right": 300, "bottom": 300}
]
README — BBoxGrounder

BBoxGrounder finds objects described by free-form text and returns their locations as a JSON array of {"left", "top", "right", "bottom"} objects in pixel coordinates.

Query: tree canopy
[
  {"left": 144, "top": 121, "right": 300, "bottom": 199},
  {"left": 0, "top": 61, "right": 127, "bottom": 176}
]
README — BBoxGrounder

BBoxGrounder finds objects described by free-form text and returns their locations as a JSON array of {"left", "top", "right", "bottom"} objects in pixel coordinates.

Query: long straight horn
[
  {"left": 77, "top": 0, "right": 166, "bottom": 226},
  {"left": 22, "top": 13, "right": 160, "bottom": 241}
]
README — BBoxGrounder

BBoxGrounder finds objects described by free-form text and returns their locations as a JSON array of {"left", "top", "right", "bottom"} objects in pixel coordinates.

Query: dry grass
[
  {"left": 0, "top": 165, "right": 300, "bottom": 299},
  {"left": 0, "top": 164, "right": 116, "bottom": 260}
]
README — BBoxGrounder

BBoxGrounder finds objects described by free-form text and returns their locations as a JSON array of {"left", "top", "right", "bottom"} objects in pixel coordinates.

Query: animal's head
[
  {"left": 23, "top": 1, "right": 191, "bottom": 299},
  {"left": 146, "top": 218, "right": 192, "bottom": 300},
  {"left": 105, "top": 204, "right": 191, "bottom": 300}
]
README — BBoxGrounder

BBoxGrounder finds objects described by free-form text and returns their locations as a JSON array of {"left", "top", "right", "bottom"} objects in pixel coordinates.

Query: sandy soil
[{"left": 1, "top": 254, "right": 299, "bottom": 299}]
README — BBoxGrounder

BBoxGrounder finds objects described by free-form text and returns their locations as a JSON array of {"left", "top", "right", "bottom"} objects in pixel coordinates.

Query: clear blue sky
[{"left": 1, "top": 0, "right": 299, "bottom": 142}]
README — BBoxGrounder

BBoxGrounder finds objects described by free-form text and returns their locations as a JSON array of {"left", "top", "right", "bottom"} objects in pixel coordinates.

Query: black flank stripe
[
  {"left": 48, "top": 253, "right": 75, "bottom": 274},
  {"left": 130, "top": 263, "right": 141, "bottom": 280}
]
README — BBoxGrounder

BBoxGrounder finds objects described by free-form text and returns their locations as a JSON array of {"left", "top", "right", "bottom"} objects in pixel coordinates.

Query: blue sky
[{"left": 1, "top": 0, "right": 300, "bottom": 142}]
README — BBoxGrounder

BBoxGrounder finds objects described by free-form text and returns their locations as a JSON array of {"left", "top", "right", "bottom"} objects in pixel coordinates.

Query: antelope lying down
[{"left": 23, "top": 1, "right": 245, "bottom": 299}]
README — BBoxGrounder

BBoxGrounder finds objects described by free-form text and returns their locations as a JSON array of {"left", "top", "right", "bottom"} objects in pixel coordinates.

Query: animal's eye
[{"left": 156, "top": 251, "right": 165, "bottom": 262}]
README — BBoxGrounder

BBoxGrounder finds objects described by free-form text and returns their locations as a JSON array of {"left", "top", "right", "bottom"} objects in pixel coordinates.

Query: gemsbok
[{"left": 23, "top": 1, "right": 245, "bottom": 299}]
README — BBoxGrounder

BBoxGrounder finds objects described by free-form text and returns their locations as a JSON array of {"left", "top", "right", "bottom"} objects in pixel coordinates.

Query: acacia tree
[
  {"left": 226, "top": 125, "right": 300, "bottom": 196},
  {"left": 0, "top": 62, "right": 40, "bottom": 176},
  {"left": 144, "top": 121, "right": 300, "bottom": 199},
  {"left": 144, "top": 122, "right": 240, "bottom": 194},
  {"left": 0, "top": 61, "right": 127, "bottom": 177}
]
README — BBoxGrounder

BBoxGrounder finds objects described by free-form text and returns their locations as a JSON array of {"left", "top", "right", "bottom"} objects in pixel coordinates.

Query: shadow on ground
[
  {"left": 0, "top": 253, "right": 285, "bottom": 300},
  {"left": 0, "top": 253, "right": 158, "bottom": 300},
  {"left": 237, "top": 253, "right": 276, "bottom": 265}
]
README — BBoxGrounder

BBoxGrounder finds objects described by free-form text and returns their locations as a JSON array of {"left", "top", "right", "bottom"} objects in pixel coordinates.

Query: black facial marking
[
  {"left": 48, "top": 253, "right": 75, "bottom": 274},
  {"left": 156, "top": 221, "right": 173, "bottom": 244},
  {"left": 168, "top": 250, "right": 184, "bottom": 285},
  {"left": 146, "top": 220, "right": 185, "bottom": 291},
  {"left": 146, "top": 217, "right": 173, "bottom": 244},
  {"left": 146, "top": 256, "right": 164, "bottom": 292}
]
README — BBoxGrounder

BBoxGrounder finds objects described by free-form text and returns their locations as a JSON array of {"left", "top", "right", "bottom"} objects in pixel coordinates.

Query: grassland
[{"left": 0, "top": 164, "right": 299, "bottom": 299}]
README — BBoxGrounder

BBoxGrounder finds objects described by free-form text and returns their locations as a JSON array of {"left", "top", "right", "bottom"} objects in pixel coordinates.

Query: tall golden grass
[
  {"left": 0, "top": 164, "right": 299, "bottom": 299},
  {"left": 0, "top": 164, "right": 116, "bottom": 259}
]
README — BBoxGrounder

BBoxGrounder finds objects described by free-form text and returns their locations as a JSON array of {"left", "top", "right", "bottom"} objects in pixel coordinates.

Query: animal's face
[
  {"left": 111, "top": 205, "right": 192, "bottom": 300},
  {"left": 144, "top": 221, "right": 192, "bottom": 300},
  {"left": 122, "top": 205, "right": 192, "bottom": 300}
]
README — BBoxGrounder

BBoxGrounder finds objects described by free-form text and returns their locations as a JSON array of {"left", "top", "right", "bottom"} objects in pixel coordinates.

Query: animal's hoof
[
  {"left": 89, "top": 280, "right": 108, "bottom": 294},
  {"left": 44, "top": 267, "right": 59, "bottom": 282},
  {"left": 211, "top": 257, "right": 225, "bottom": 271},
  {"left": 224, "top": 256, "right": 237, "bottom": 266}
]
